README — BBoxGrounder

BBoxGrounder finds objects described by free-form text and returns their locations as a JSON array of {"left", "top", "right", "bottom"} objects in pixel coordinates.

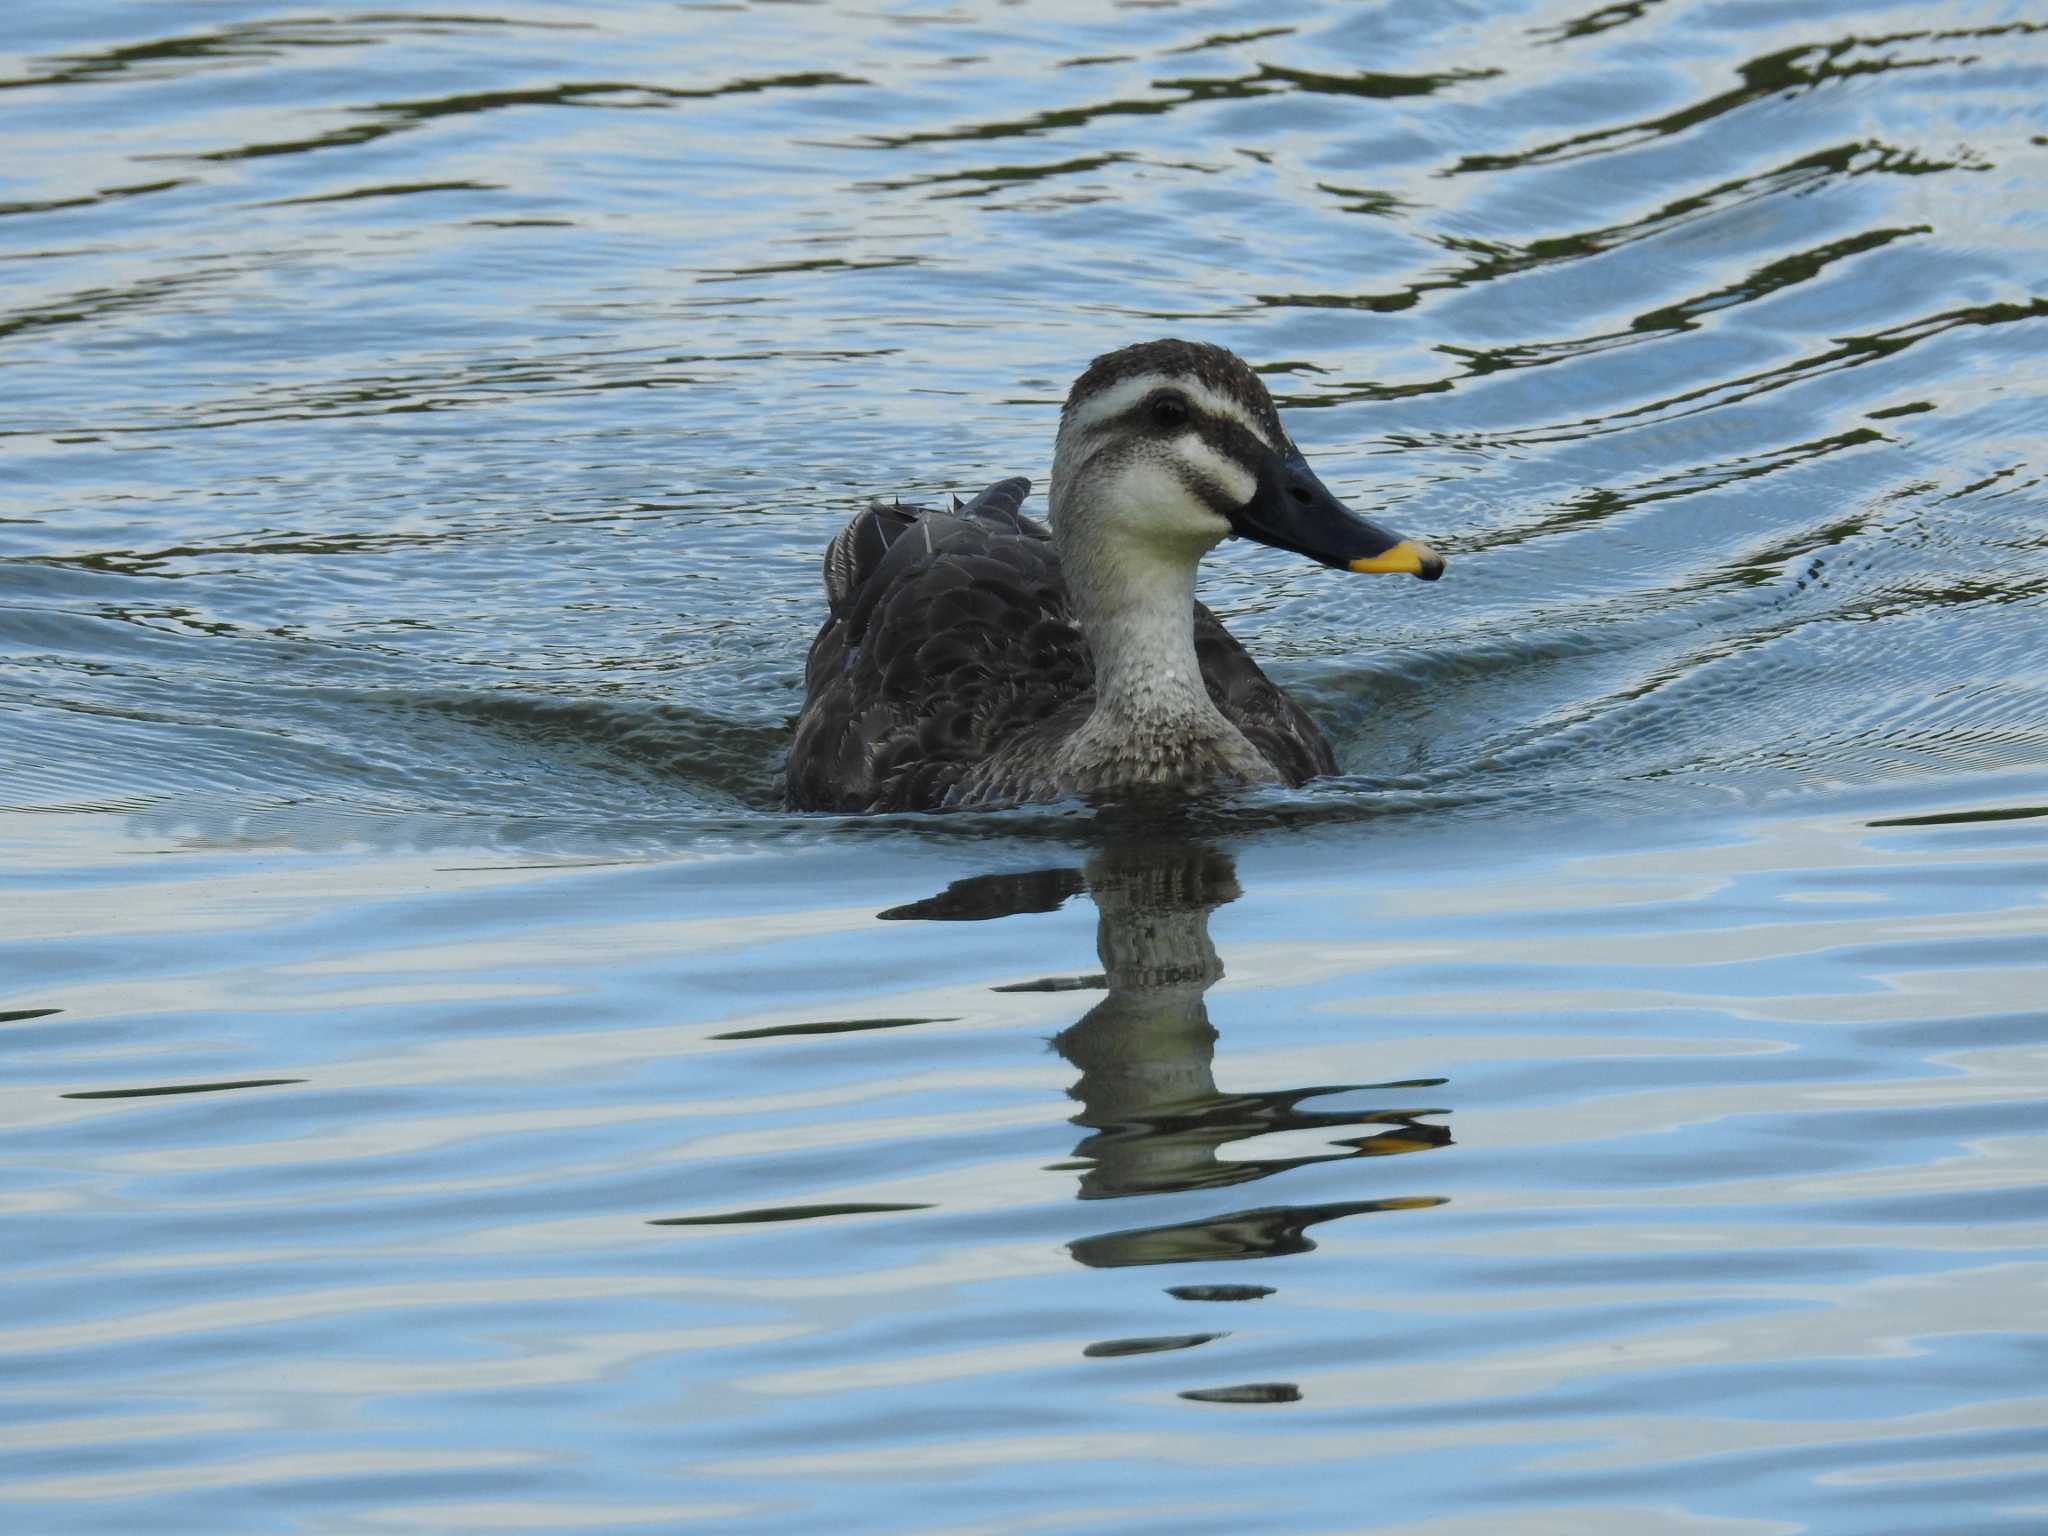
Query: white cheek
[{"left": 1111, "top": 459, "right": 1233, "bottom": 542}]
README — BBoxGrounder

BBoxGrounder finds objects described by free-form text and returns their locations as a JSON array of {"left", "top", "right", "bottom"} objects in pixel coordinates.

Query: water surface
[{"left": 3, "top": 1, "right": 2046, "bottom": 1531}]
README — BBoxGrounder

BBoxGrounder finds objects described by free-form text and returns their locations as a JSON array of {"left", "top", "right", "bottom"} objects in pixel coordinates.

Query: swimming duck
[{"left": 784, "top": 339, "right": 1443, "bottom": 812}]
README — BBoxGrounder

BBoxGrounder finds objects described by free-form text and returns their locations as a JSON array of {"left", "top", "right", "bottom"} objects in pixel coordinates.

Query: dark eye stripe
[
  {"left": 1194, "top": 413, "right": 1266, "bottom": 470},
  {"left": 1090, "top": 394, "right": 1267, "bottom": 463}
]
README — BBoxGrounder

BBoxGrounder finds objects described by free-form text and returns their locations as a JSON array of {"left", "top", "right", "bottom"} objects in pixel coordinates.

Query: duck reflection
[{"left": 881, "top": 841, "right": 1450, "bottom": 1270}]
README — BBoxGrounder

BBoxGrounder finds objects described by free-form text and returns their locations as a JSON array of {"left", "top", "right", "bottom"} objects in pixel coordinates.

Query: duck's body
[
  {"left": 786, "top": 477, "right": 1333, "bottom": 812},
  {"left": 785, "top": 341, "right": 1443, "bottom": 813}
]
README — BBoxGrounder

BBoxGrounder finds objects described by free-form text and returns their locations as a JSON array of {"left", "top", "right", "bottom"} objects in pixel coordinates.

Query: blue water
[{"left": 3, "top": 1, "right": 2046, "bottom": 1531}]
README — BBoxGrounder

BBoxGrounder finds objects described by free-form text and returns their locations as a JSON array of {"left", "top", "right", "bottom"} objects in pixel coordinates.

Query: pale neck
[
  {"left": 1054, "top": 491, "right": 1225, "bottom": 737},
  {"left": 1048, "top": 528, "right": 1204, "bottom": 733},
  {"left": 1084, "top": 553, "right": 1211, "bottom": 726}
]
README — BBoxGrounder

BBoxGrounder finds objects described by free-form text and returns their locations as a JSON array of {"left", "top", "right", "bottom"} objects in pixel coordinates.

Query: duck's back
[{"left": 784, "top": 479, "right": 1336, "bottom": 812}]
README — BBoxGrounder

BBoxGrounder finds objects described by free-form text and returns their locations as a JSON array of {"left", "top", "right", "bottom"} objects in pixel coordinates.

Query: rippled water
[{"left": 4, "top": 1, "right": 2046, "bottom": 1531}]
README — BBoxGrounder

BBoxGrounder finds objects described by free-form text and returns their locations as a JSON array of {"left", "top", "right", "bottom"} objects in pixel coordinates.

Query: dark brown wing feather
[
  {"left": 1193, "top": 608, "right": 1339, "bottom": 783},
  {"left": 786, "top": 481, "right": 1336, "bottom": 812},
  {"left": 790, "top": 480, "right": 1086, "bottom": 812}
]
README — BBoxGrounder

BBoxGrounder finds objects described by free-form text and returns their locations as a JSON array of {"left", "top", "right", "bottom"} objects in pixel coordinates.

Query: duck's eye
[{"left": 1150, "top": 395, "right": 1190, "bottom": 430}]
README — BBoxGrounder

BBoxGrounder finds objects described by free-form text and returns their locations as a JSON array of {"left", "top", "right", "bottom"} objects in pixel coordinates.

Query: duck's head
[{"left": 1049, "top": 338, "right": 1444, "bottom": 581}]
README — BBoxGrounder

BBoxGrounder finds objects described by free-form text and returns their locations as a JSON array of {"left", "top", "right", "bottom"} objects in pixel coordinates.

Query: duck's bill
[{"left": 1233, "top": 445, "right": 1444, "bottom": 580}]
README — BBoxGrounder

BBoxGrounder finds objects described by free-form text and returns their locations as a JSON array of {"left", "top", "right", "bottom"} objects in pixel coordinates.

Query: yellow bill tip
[{"left": 1349, "top": 539, "right": 1445, "bottom": 580}]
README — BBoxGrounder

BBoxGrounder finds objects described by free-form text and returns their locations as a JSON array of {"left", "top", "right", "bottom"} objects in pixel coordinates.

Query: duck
[{"left": 784, "top": 339, "right": 1444, "bottom": 812}]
